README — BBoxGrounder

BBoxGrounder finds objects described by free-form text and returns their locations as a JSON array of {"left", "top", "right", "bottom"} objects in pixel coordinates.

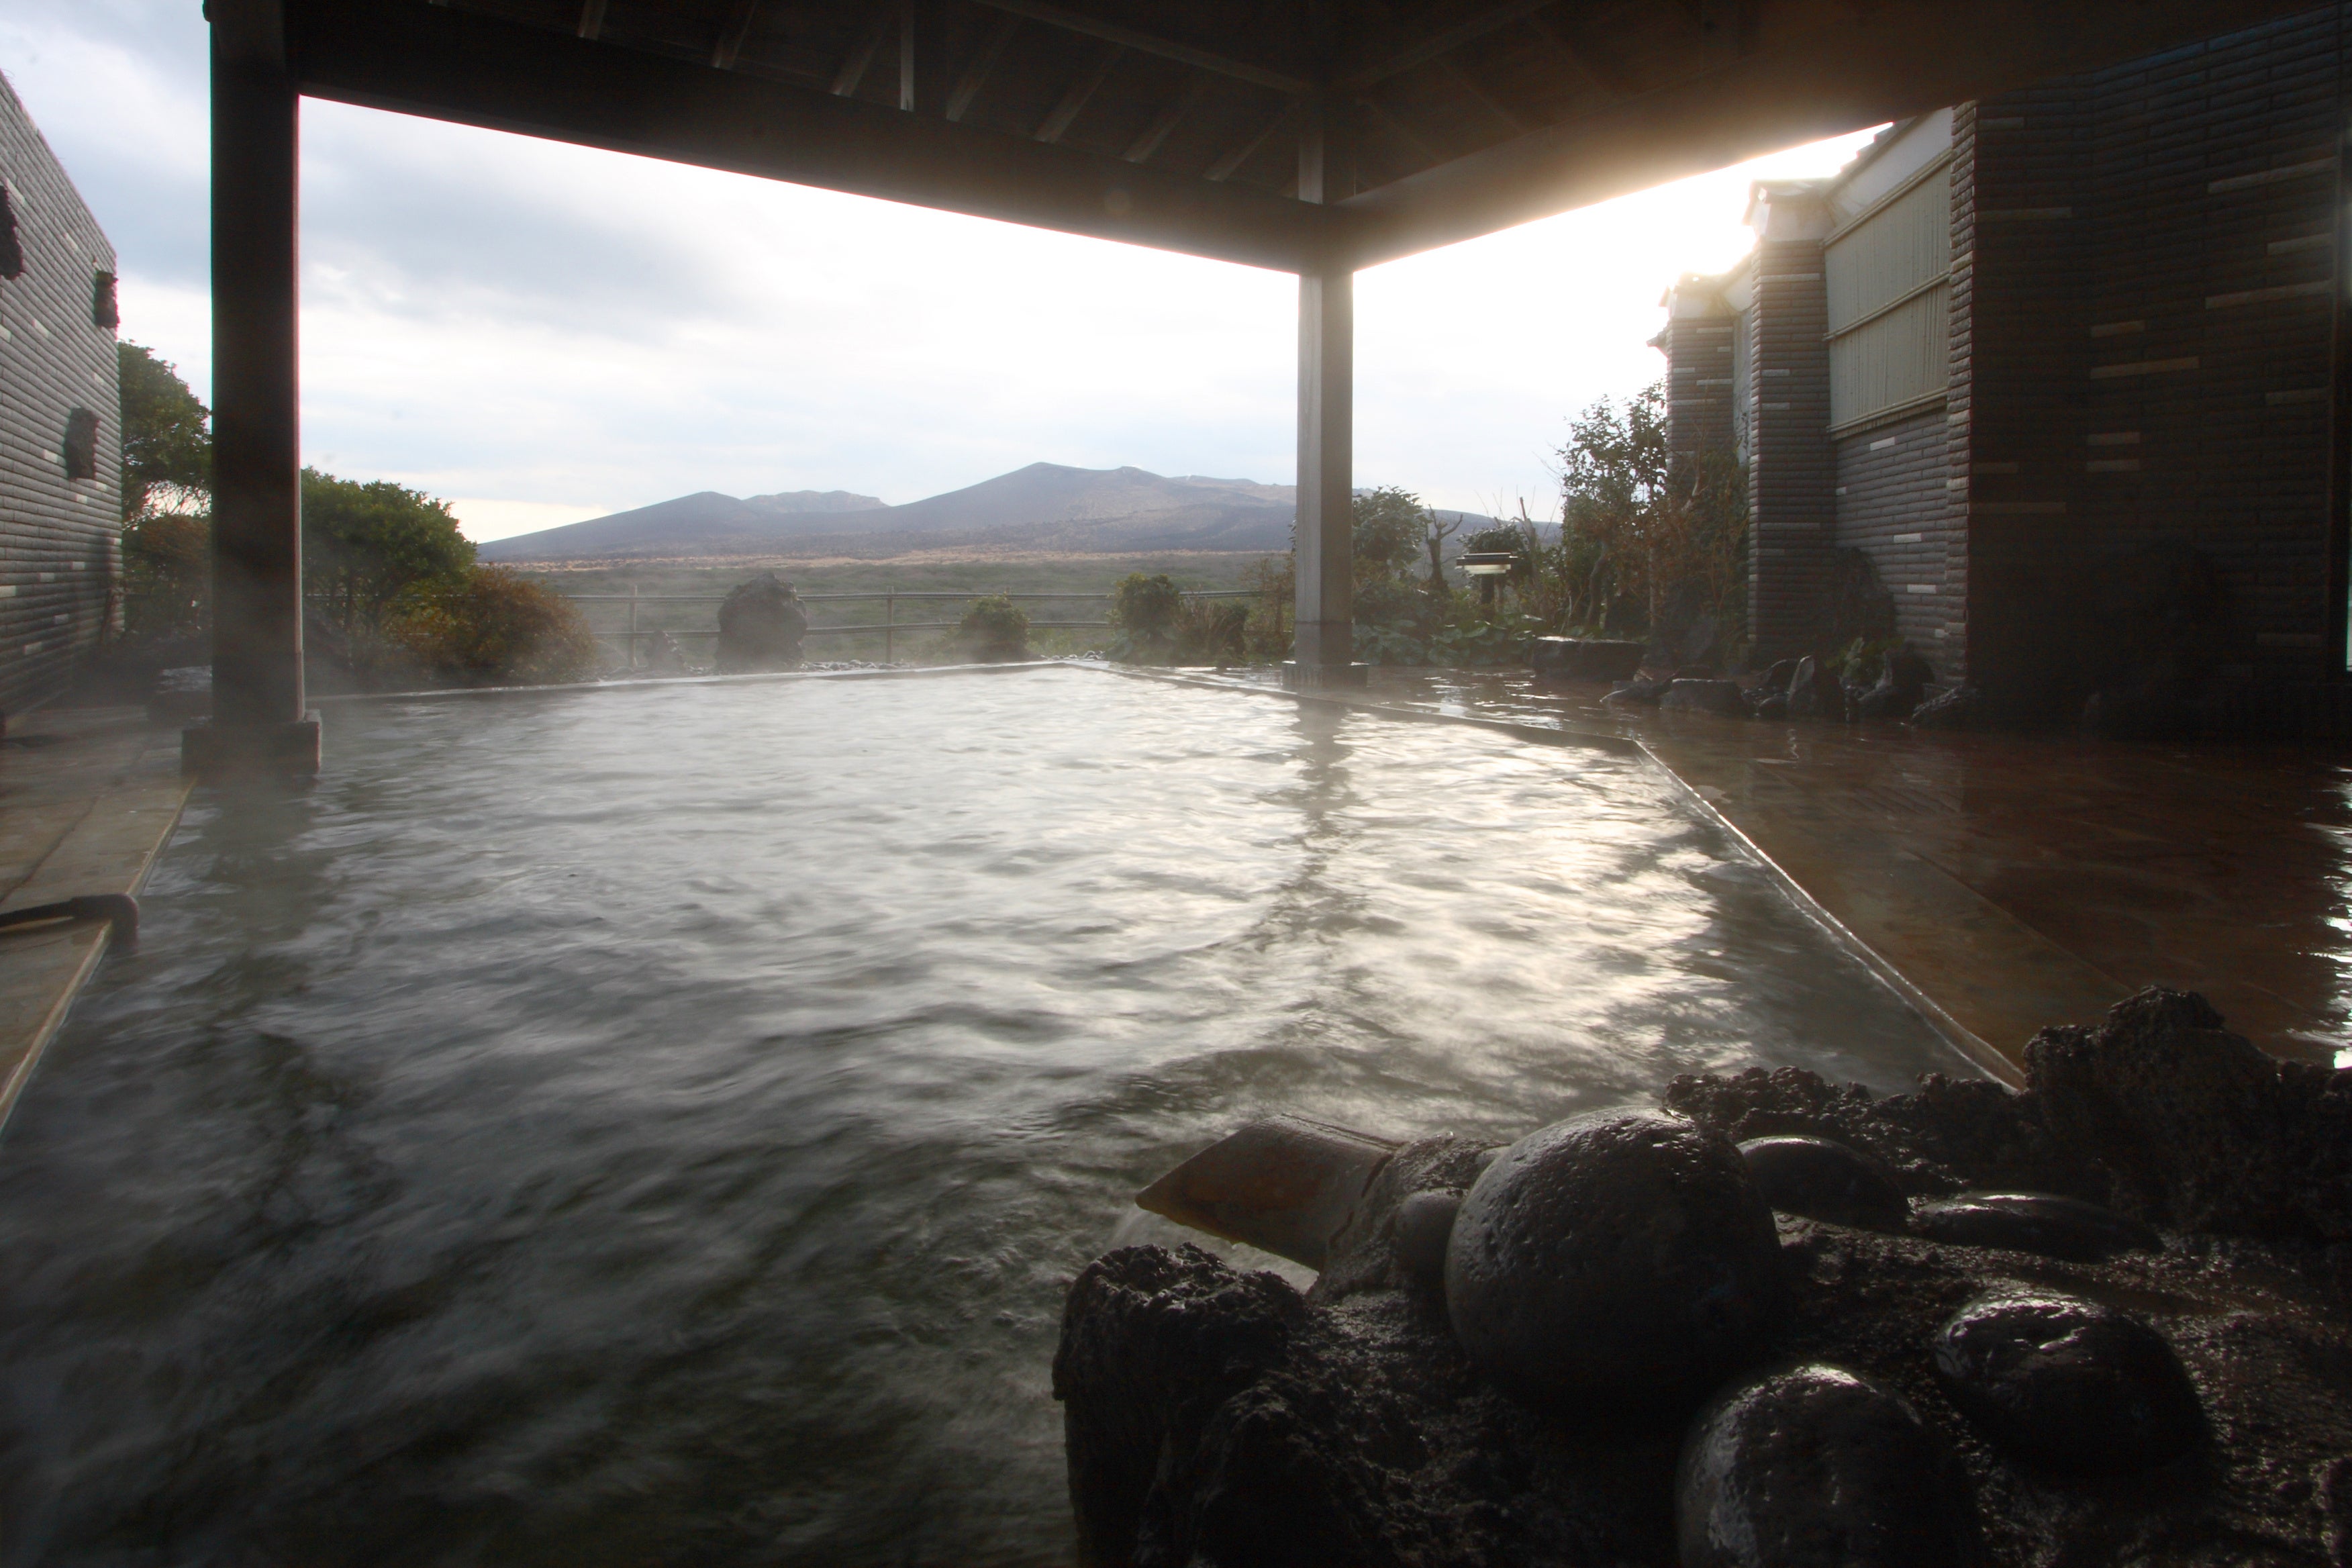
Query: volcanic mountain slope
[
  {"left": 476, "top": 489, "right": 885, "bottom": 560},
  {"left": 479, "top": 464, "right": 1487, "bottom": 560}
]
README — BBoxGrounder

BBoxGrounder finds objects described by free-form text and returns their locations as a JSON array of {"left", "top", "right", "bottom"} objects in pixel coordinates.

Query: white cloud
[{"left": 3, "top": 0, "right": 1877, "bottom": 542}]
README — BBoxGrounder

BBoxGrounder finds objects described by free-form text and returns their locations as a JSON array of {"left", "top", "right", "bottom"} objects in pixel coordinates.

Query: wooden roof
[{"left": 282, "top": 0, "right": 2315, "bottom": 271}]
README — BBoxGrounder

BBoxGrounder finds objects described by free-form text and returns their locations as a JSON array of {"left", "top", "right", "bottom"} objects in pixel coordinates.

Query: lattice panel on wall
[{"left": 1826, "top": 165, "right": 1952, "bottom": 429}]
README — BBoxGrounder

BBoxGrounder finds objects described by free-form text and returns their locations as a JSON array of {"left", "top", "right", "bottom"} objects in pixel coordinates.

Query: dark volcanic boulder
[
  {"left": 1053, "top": 1244, "right": 1309, "bottom": 1565},
  {"left": 1667, "top": 988, "right": 2352, "bottom": 1244},
  {"left": 1444, "top": 1110, "right": 1782, "bottom": 1408},
  {"left": 1785, "top": 656, "right": 1847, "bottom": 721},
  {"left": 1737, "top": 1136, "right": 1909, "bottom": 1231},
  {"left": 1855, "top": 647, "right": 1935, "bottom": 721},
  {"left": 1660, "top": 678, "right": 1747, "bottom": 717},
  {"left": 1910, "top": 684, "right": 1984, "bottom": 731},
  {"left": 1931, "top": 1291, "right": 2202, "bottom": 1473},
  {"left": 1530, "top": 636, "right": 1647, "bottom": 682},
  {"left": 1676, "top": 1363, "right": 1970, "bottom": 1568},
  {"left": 1603, "top": 675, "right": 1673, "bottom": 708},
  {"left": 1910, "top": 1191, "right": 2159, "bottom": 1263},
  {"left": 1391, "top": 1190, "right": 1461, "bottom": 1285},
  {"left": 715, "top": 571, "right": 810, "bottom": 672}
]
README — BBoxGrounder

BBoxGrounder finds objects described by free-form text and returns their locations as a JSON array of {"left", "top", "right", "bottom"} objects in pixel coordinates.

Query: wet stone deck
[
  {"left": 0, "top": 706, "right": 192, "bottom": 1127},
  {"left": 1213, "top": 667, "right": 2351, "bottom": 1075}
]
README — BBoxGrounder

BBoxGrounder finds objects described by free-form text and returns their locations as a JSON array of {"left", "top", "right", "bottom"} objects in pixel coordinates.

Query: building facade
[
  {"left": 0, "top": 70, "right": 120, "bottom": 716},
  {"left": 1659, "top": 7, "right": 2352, "bottom": 733}
]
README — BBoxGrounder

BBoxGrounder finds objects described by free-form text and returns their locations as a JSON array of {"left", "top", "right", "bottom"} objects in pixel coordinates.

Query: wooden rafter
[
  {"left": 1123, "top": 78, "right": 1205, "bottom": 164},
  {"left": 709, "top": 0, "right": 761, "bottom": 69},
  {"left": 1336, "top": 0, "right": 1557, "bottom": 91},
  {"left": 1522, "top": 9, "right": 1632, "bottom": 100},
  {"left": 946, "top": 11, "right": 1020, "bottom": 121},
  {"left": 830, "top": 8, "right": 891, "bottom": 95},
  {"left": 1037, "top": 42, "right": 1121, "bottom": 143},
  {"left": 1204, "top": 100, "right": 1297, "bottom": 183},
  {"left": 1359, "top": 93, "right": 1441, "bottom": 167},
  {"left": 966, "top": 0, "right": 1310, "bottom": 95}
]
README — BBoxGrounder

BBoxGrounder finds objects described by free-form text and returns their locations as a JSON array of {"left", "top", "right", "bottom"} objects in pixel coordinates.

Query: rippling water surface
[{"left": 0, "top": 668, "right": 1961, "bottom": 1565}]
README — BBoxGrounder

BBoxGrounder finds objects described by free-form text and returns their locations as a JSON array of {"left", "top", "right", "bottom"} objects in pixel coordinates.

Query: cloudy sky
[{"left": 3, "top": 0, "right": 1875, "bottom": 542}]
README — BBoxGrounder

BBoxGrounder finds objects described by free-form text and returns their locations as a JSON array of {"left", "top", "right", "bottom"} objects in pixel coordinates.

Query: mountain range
[{"left": 477, "top": 463, "right": 1492, "bottom": 560}]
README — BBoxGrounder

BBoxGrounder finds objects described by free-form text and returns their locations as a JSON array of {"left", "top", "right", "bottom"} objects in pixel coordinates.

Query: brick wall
[
  {"left": 1746, "top": 239, "right": 1834, "bottom": 661},
  {"left": 1832, "top": 407, "right": 1956, "bottom": 663},
  {"left": 2079, "top": 8, "right": 2347, "bottom": 694},
  {"left": 0, "top": 72, "right": 119, "bottom": 716},
  {"left": 1955, "top": 79, "right": 2093, "bottom": 720},
  {"left": 1948, "top": 7, "right": 2351, "bottom": 727},
  {"left": 1662, "top": 310, "right": 1736, "bottom": 462}
]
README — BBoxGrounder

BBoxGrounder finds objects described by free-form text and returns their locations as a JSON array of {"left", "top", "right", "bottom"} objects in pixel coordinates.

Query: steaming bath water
[{"left": 0, "top": 667, "right": 1959, "bottom": 1565}]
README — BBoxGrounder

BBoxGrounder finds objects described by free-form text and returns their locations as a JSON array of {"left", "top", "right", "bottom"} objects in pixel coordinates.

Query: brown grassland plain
[{"left": 510, "top": 550, "right": 1281, "bottom": 664}]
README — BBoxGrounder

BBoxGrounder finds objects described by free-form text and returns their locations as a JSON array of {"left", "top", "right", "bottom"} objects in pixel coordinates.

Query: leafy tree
[
  {"left": 118, "top": 342, "right": 211, "bottom": 520},
  {"left": 301, "top": 467, "right": 476, "bottom": 648},
  {"left": 1552, "top": 382, "right": 1745, "bottom": 647},
  {"left": 389, "top": 566, "right": 598, "bottom": 686},
  {"left": 1351, "top": 487, "right": 1426, "bottom": 585}
]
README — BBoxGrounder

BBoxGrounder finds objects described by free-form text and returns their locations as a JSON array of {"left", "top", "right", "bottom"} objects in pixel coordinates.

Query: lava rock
[
  {"left": 716, "top": 571, "right": 810, "bottom": 672},
  {"left": 1747, "top": 691, "right": 1790, "bottom": 720},
  {"left": 1531, "top": 636, "right": 1647, "bottom": 682},
  {"left": 1909, "top": 684, "right": 1985, "bottom": 731},
  {"left": 1737, "top": 1136, "right": 1909, "bottom": 1231},
  {"left": 1785, "top": 656, "right": 1847, "bottom": 721},
  {"left": 1757, "top": 658, "right": 1800, "bottom": 696},
  {"left": 1444, "top": 1110, "right": 1783, "bottom": 1408},
  {"left": 1603, "top": 676, "right": 1673, "bottom": 707},
  {"left": 1855, "top": 648, "right": 1934, "bottom": 722},
  {"left": 1912, "top": 1191, "right": 2160, "bottom": 1262},
  {"left": 1393, "top": 1191, "right": 1461, "bottom": 1285},
  {"left": 1676, "top": 1363, "right": 1970, "bottom": 1568},
  {"left": 1661, "top": 679, "right": 1747, "bottom": 717},
  {"left": 1931, "top": 1291, "right": 2202, "bottom": 1473}
]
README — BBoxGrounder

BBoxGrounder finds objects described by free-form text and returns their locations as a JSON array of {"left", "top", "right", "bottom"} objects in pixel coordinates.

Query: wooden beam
[
  {"left": 710, "top": 0, "right": 761, "bottom": 70},
  {"left": 1123, "top": 78, "right": 1204, "bottom": 164},
  {"left": 1204, "top": 100, "right": 1296, "bottom": 183},
  {"left": 1037, "top": 42, "right": 1120, "bottom": 143},
  {"left": 1336, "top": 0, "right": 1556, "bottom": 91},
  {"left": 946, "top": 11, "right": 1019, "bottom": 122},
  {"left": 574, "top": 0, "right": 605, "bottom": 40},
  {"left": 831, "top": 9, "right": 890, "bottom": 95},
  {"left": 285, "top": 0, "right": 1350, "bottom": 273},
  {"left": 965, "top": 0, "right": 1310, "bottom": 95},
  {"left": 1522, "top": 9, "right": 1632, "bottom": 99},
  {"left": 1340, "top": 0, "right": 2318, "bottom": 267},
  {"left": 897, "top": 0, "right": 913, "bottom": 112},
  {"left": 1358, "top": 93, "right": 1441, "bottom": 168}
]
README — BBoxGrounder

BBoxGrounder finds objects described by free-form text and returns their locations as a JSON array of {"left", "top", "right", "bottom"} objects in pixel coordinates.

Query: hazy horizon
[{"left": 3, "top": 0, "right": 1877, "bottom": 542}]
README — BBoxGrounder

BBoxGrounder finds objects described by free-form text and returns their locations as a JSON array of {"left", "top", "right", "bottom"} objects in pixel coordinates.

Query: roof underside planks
[{"left": 285, "top": 0, "right": 2323, "bottom": 272}]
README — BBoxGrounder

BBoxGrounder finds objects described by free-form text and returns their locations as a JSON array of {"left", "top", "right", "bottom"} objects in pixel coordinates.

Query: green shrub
[
  {"left": 957, "top": 594, "right": 1030, "bottom": 662},
  {"left": 1353, "top": 624, "right": 1426, "bottom": 666},
  {"left": 390, "top": 566, "right": 600, "bottom": 686},
  {"left": 1170, "top": 599, "right": 1248, "bottom": 665},
  {"left": 1108, "top": 573, "right": 1183, "bottom": 661}
]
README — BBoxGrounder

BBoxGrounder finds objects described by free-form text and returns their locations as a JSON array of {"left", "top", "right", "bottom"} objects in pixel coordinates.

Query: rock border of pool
[{"left": 306, "top": 657, "right": 2018, "bottom": 1087}]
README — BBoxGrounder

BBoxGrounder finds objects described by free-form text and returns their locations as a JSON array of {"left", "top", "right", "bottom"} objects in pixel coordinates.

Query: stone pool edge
[{"left": 0, "top": 709, "right": 197, "bottom": 1136}]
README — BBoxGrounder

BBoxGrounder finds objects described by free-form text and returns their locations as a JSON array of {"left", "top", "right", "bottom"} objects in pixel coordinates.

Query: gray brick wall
[
  {"left": 1833, "top": 407, "right": 1956, "bottom": 665},
  {"left": 0, "top": 70, "right": 120, "bottom": 716},
  {"left": 1663, "top": 311, "right": 1736, "bottom": 461}
]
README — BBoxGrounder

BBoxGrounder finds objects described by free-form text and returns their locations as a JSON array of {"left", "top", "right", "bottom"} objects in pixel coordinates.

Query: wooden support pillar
[
  {"left": 1286, "top": 89, "right": 1367, "bottom": 687},
  {"left": 195, "top": 0, "right": 320, "bottom": 776}
]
